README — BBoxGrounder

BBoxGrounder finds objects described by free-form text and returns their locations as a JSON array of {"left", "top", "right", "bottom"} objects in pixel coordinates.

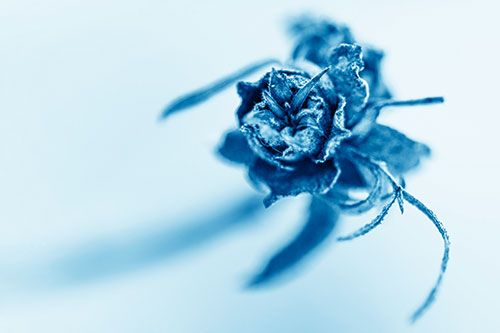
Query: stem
[
  {"left": 161, "top": 58, "right": 281, "bottom": 119},
  {"left": 344, "top": 147, "right": 450, "bottom": 323}
]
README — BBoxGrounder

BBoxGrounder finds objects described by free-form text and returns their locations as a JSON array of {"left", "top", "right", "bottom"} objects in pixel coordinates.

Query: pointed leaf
[
  {"left": 291, "top": 66, "right": 330, "bottom": 112},
  {"left": 248, "top": 197, "right": 339, "bottom": 286},
  {"left": 262, "top": 90, "right": 286, "bottom": 119}
]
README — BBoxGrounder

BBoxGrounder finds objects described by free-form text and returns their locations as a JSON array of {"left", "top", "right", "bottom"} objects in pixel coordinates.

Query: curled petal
[
  {"left": 328, "top": 44, "right": 369, "bottom": 125},
  {"left": 217, "top": 130, "right": 256, "bottom": 165},
  {"left": 322, "top": 156, "right": 384, "bottom": 215},
  {"left": 318, "top": 97, "right": 351, "bottom": 162},
  {"left": 269, "top": 68, "right": 293, "bottom": 104},
  {"left": 240, "top": 124, "right": 291, "bottom": 170},
  {"left": 248, "top": 158, "right": 340, "bottom": 207}
]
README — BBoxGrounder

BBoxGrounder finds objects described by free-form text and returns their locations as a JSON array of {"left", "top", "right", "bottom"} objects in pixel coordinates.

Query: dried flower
[{"left": 161, "top": 16, "right": 449, "bottom": 323}]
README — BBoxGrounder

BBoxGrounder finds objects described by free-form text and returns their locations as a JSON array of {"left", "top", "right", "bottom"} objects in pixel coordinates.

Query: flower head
[
  {"left": 238, "top": 67, "right": 343, "bottom": 166},
  {"left": 162, "top": 15, "right": 449, "bottom": 323},
  {"left": 219, "top": 42, "right": 436, "bottom": 208}
]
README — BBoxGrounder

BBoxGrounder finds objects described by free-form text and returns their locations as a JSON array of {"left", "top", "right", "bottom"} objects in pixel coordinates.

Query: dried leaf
[{"left": 249, "top": 197, "right": 339, "bottom": 286}]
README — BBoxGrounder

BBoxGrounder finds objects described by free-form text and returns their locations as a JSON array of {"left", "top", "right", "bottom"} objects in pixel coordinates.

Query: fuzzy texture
[{"left": 162, "top": 15, "right": 449, "bottom": 323}]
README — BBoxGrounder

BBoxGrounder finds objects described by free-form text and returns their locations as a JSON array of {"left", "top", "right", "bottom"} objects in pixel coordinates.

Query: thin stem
[
  {"left": 376, "top": 96, "right": 444, "bottom": 109},
  {"left": 343, "top": 147, "right": 450, "bottom": 323},
  {"left": 161, "top": 58, "right": 281, "bottom": 119},
  {"left": 336, "top": 189, "right": 398, "bottom": 241},
  {"left": 403, "top": 190, "right": 450, "bottom": 323},
  {"left": 350, "top": 96, "right": 444, "bottom": 136}
]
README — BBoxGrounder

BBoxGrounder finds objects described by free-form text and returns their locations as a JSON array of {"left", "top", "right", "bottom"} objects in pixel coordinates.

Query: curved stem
[
  {"left": 161, "top": 58, "right": 281, "bottom": 119},
  {"left": 403, "top": 190, "right": 450, "bottom": 323},
  {"left": 336, "top": 189, "right": 398, "bottom": 241},
  {"left": 344, "top": 147, "right": 450, "bottom": 323},
  {"left": 376, "top": 96, "right": 444, "bottom": 108}
]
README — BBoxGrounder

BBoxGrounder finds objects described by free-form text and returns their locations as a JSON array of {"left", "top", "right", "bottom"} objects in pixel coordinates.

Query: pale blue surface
[{"left": 1, "top": 0, "right": 499, "bottom": 332}]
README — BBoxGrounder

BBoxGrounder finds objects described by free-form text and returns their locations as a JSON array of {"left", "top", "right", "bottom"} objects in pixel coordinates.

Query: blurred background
[{"left": 0, "top": 0, "right": 498, "bottom": 332}]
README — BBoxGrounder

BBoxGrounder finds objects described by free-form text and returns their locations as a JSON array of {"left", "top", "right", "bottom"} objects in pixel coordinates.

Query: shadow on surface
[{"left": 52, "top": 194, "right": 265, "bottom": 284}]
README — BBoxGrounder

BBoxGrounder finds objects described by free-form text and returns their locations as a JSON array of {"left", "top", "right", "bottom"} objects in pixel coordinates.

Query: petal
[
  {"left": 248, "top": 197, "right": 339, "bottom": 286},
  {"left": 327, "top": 44, "right": 369, "bottom": 126},
  {"left": 236, "top": 77, "right": 268, "bottom": 123},
  {"left": 248, "top": 158, "right": 340, "bottom": 207},
  {"left": 335, "top": 157, "right": 366, "bottom": 188},
  {"left": 355, "top": 124, "right": 430, "bottom": 175},
  {"left": 321, "top": 156, "right": 384, "bottom": 215},
  {"left": 289, "top": 15, "right": 354, "bottom": 66},
  {"left": 240, "top": 111, "right": 290, "bottom": 168},
  {"left": 269, "top": 68, "right": 293, "bottom": 104},
  {"left": 217, "top": 130, "right": 256, "bottom": 165},
  {"left": 317, "top": 98, "right": 351, "bottom": 162},
  {"left": 361, "top": 47, "right": 392, "bottom": 100}
]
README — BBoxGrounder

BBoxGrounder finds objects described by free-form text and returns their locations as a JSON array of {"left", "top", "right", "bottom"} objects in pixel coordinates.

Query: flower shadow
[{"left": 52, "top": 194, "right": 265, "bottom": 285}]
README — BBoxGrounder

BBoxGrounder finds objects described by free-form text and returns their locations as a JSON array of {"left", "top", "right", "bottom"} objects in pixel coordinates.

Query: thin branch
[{"left": 161, "top": 58, "right": 281, "bottom": 119}]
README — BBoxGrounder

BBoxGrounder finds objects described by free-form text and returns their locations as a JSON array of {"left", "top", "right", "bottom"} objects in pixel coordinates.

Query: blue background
[{"left": 0, "top": 0, "right": 498, "bottom": 331}]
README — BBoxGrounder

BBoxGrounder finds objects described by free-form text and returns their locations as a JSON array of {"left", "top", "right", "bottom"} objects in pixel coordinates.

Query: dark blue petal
[
  {"left": 287, "top": 15, "right": 391, "bottom": 103},
  {"left": 248, "top": 197, "right": 339, "bottom": 286},
  {"left": 321, "top": 155, "right": 384, "bottom": 215},
  {"left": 335, "top": 157, "right": 366, "bottom": 188},
  {"left": 361, "top": 47, "right": 392, "bottom": 100},
  {"left": 248, "top": 159, "right": 339, "bottom": 207},
  {"left": 354, "top": 124, "right": 430, "bottom": 175},
  {"left": 269, "top": 68, "right": 293, "bottom": 104},
  {"left": 288, "top": 15, "right": 354, "bottom": 66},
  {"left": 236, "top": 79, "right": 268, "bottom": 123},
  {"left": 217, "top": 130, "right": 256, "bottom": 165}
]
